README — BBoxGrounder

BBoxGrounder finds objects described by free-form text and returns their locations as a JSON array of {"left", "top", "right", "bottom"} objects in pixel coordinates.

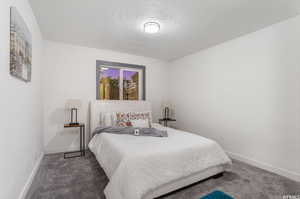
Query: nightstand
[
  {"left": 158, "top": 118, "right": 176, "bottom": 127},
  {"left": 63, "top": 123, "right": 85, "bottom": 159}
]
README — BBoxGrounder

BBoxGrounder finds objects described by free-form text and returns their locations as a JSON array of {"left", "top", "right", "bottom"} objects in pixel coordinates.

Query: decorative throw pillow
[
  {"left": 129, "top": 112, "right": 151, "bottom": 128},
  {"left": 129, "top": 112, "right": 151, "bottom": 121},
  {"left": 116, "top": 112, "right": 152, "bottom": 127},
  {"left": 131, "top": 119, "right": 149, "bottom": 128},
  {"left": 116, "top": 112, "right": 132, "bottom": 127}
]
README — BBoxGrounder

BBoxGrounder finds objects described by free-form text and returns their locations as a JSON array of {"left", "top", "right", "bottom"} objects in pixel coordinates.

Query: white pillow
[
  {"left": 103, "top": 113, "right": 113, "bottom": 126},
  {"left": 111, "top": 112, "right": 117, "bottom": 126},
  {"left": 131, "top": 119, "right": 150, "bottom": 128},
  {"left": 99, "top": 112, "right": 117, "bottom": 127}
]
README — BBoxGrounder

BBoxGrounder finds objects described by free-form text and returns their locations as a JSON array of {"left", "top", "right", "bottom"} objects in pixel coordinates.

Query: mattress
[{"left": 89, "top": 123, "right": 231, "bottom": 199}]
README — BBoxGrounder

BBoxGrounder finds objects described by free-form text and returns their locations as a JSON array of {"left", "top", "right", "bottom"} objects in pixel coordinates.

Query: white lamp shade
[
  {"left": 65, "top": 99, "right": 82, "bottom": 109},
  {"left": 161, "top": 100, "right": 173, "bottom": 109}
]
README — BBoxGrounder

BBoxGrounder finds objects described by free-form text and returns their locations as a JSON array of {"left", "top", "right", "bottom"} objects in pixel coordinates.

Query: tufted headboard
[{"left": 90, "top": 100, "right": 152, "bottom": 134}]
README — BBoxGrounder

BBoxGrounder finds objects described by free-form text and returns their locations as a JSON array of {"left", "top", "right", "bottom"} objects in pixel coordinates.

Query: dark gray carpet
[{"left": 26, "top": 151, "right": 300, "bottom": 199}]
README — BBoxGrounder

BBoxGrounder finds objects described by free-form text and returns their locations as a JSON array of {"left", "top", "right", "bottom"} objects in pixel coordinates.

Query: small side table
[
  {"left": 158, "top": 118, "right": 176, "bottom": 127},
  {"left": 63, "top": 123, "right": 85, "bottom": 159}
]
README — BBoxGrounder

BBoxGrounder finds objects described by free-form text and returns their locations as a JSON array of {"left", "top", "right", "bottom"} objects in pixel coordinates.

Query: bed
[{"left": 89, "top": 100, "right": 232, "bottom": 199}]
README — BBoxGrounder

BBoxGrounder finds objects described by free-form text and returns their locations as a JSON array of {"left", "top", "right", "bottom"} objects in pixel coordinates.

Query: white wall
[
  {"left": 168, "top": 15, "right": 300, "bottom": 181},
  {"left": 43, "top": 41, "right": 168, "bottom": 153},
  {"left": 0, "top": 0, "right": 44, "bottom": 199}
]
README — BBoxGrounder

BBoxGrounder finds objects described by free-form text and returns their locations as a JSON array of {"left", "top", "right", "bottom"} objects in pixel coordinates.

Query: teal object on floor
[{"left": 201, "top": 190, "right": 234, "bottom": 199}]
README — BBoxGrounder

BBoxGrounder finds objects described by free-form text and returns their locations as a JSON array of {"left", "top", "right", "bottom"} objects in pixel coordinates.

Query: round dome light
[{"left": 144, "top": 22, "right": 160, "bottom": 34}]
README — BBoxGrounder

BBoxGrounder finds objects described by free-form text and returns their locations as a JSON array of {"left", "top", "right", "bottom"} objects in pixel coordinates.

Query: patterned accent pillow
[
  {"left": 116, "top": 112, "right": 151, "bottom": 127},
  {"left": 116, "top": 112, "right": 131, "bottom": 127},
  {"left": 129, "top": 112, "right": 151, "bottom": 121},
  {"left": 130, "top": 112, "right": 151, "bottom": 128}
]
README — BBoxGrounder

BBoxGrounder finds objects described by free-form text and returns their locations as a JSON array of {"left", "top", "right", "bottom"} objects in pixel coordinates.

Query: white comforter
[{"left": 89, "top": 124, "right": 231, "bottom": 199}]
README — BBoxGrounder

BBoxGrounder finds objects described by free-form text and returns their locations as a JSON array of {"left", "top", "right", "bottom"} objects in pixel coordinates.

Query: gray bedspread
[{"left": 93, "top": 126, "right": 168, "bottom": 137}]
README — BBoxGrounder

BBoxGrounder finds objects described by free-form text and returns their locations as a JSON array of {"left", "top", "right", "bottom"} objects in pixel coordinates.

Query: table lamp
[
  {"left": 65, "top": 99, "right": 82, "bottom": 125},
  {"left": 161, "top": 100, "right": 173, "bottom": 119}
]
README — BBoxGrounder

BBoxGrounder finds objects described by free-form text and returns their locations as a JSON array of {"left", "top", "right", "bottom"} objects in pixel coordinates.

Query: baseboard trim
[
  {"left": 44, "top": 146, "right": 79, "bottom": 154},
  {"left": 18, "top": 152, "right": 44, "bottom": 199},
  {"left": 227, "top": 151, "right": 300, "bottom": 182}
]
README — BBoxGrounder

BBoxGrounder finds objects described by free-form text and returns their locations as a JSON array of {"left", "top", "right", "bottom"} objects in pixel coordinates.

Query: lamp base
[{"left": 70, "top": 108, "right": 79, "bottom": 126}]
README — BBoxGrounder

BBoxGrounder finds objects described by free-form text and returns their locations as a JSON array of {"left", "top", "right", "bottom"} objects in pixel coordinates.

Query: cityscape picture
[{"left": 10, "top": 7, "right": 32, "bottom": 82}]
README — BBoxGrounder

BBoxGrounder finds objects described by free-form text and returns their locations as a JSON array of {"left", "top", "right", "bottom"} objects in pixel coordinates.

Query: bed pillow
[
  {"left": 130, "top": 112, "right": 151, "bottom": 128},
  {"left": 116, "top": 112, "right": 152, "bottom": 127},
  {"left": 116, "top": 112, "right": 132, "bottom": 127},
  {"left": 100, "top": 112, "right": 117, "bottom": 127},
  {"left": 131, "top": 119, "right": 150, "bottom": 128}
]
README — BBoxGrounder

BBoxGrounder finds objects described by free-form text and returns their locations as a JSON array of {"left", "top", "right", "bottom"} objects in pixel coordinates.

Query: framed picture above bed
[{"left": 96, "top": 60, "right": 145, "bottom": 100}]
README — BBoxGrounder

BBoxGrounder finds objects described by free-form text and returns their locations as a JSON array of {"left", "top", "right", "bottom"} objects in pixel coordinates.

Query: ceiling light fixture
[{"left": 144, "top": 22, "right": 160, "bottom": 34}]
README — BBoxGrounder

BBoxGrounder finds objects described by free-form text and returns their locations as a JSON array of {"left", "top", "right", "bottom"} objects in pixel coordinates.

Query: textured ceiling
[{"left": 29, "top": 0, "right": 300, "bottom": 61}]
